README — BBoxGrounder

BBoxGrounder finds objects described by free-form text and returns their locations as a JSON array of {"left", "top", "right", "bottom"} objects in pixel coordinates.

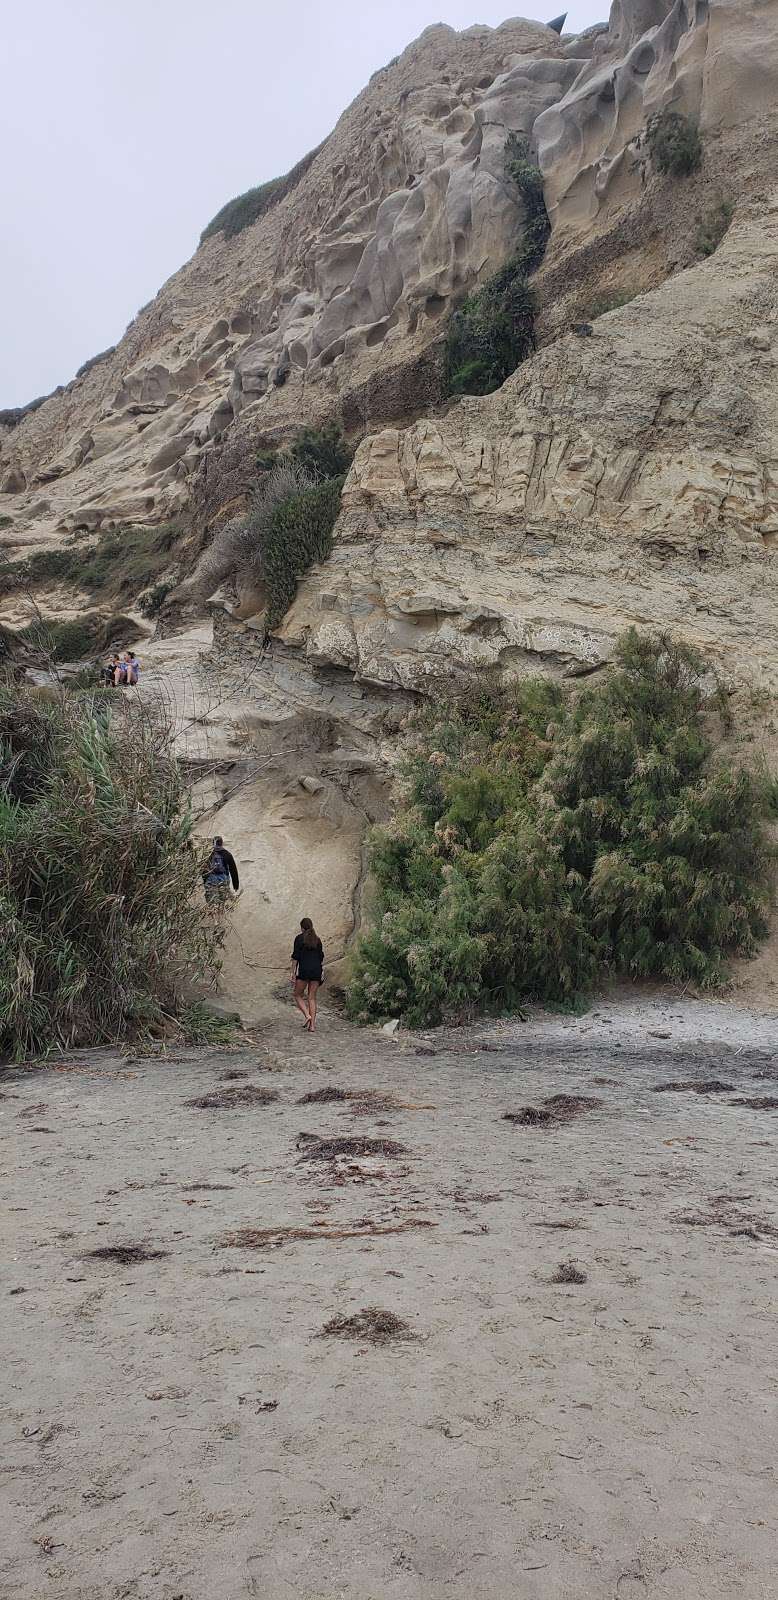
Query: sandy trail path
[{"left": 2, "top": 996, "right": 777, "bottom": 1599}]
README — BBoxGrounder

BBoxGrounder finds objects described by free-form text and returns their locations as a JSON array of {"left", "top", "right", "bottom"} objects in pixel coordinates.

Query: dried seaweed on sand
[
  {"left": 296, "top": 1134, "right": 408, "bottom": 1161},
  {"left": 503, "top": 1094, "right": 601, "bottom": 1128},
  {"left": 318, "top": 1306, "right": 416, "bottom": 1344},
  {"left": 186, "top": 1086, "right": 279, "bottom": 1110},
  {"left": 220, "top": 1218, "right": 434, "bottom": 1250},
  {"left": 652, "top": 1079, "right": 733, "bottom": 1094},
  {"left": 86, "top": 1244, "right": 168, "bottom": 1265},
  {"left": 551, "top": 1260, "right": 587, "bottom": 1284}
]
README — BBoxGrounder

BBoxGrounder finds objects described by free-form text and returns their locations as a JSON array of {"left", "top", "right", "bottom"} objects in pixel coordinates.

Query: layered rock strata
[{"left": 278, "top": 187, "right": 778, "bottom": 690}]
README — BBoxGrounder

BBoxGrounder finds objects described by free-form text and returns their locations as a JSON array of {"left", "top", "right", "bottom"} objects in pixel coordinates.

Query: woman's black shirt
[{"left": 292, "top": 934, "right": 324, "bottom": 982}]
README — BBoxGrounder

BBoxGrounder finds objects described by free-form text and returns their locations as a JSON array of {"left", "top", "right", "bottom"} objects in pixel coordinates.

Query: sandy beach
[{"left": 2, "top": 994, "right": 777, "bottom": 1599}]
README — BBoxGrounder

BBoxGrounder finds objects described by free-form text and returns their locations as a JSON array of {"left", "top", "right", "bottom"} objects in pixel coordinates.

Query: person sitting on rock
[
  {"left": 126, "top": 649, "right": 140, "bottom": 685},
  {"left": 102, "top": 653, "right": 120, "bottom": 687},
  {"left": 291, "top": 916, "right": 324, "bottom": 1033},
  {"left": 113, "top": 652, "right": 129, "bottom": 687}
]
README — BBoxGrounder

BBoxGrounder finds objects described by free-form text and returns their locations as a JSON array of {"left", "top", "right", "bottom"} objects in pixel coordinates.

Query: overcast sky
[{"left": 1, "top": 1, "right": 607, "bottom": 406}]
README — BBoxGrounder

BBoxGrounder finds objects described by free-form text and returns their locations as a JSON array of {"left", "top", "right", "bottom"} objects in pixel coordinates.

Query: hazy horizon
[{"left": 1, "top": 1, "right": 608, "bottom": 406}]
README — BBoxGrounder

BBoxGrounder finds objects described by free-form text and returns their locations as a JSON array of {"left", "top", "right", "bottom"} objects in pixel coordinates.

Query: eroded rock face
[
  {"left": 5, "top": 5, "right": 776, "bottom": 1008},
  {"left": 278, "top": 191, "right": 778, "bottom": 690},
  {"left": 535, "top": 0, "right": 778, "bottom": 242},
  {"left": 0, "top": 18, "right": 575, "bottom": 556}
]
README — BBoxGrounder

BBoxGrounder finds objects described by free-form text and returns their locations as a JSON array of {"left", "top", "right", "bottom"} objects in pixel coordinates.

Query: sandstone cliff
[
  {"left": 0, "top": 17, "right": 576, "bottom": 550},
  {"left": 3, "top": 1, "right": 778, "bottom": 1014}
]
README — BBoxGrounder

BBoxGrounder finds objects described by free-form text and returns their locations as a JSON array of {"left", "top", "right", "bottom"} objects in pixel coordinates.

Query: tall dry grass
[{"left": 0, "top": 681, "right": 225, "bottom": 1059}]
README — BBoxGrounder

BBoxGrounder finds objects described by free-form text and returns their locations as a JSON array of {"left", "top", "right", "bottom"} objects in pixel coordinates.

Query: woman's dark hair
[
  {"left": 300, "top": 916, "right": 318, "bottom": 948},
  {"left": 213, "top": 835, "right": 223, "bottom": 847}
]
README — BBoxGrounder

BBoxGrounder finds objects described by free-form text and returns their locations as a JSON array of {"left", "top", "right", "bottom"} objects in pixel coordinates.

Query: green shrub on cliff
[
  {"left": 504, "top": 132, "right": 550, "bottom": 274},
  {"left": 0, "top": 684, "right": 223, "bottom": 1060},
  {"left": 446, "top": 258, "right": 537, "bottom": 396},
  {"left": 262, "top": 475, "right": 343, "bottom": 628},
  {"left": 346, "top": 632, "right": 774, "bottom": 1026},
  {"left": 289, "top": 421, "right": 352, "bottom": 481},
  {"left": 197, "top": 458, "right": 343, "bottom": 629},
  {"left": 445, "top": 135, "right": 549, "bottom": 397},
  {"left": 0, "top": 521, "right": 182, "bottom": 609},
  {"left": 256, "top": 421, "right": 353, "bottom": 482},
  {"left": 645, "top": 110, "right": 702, "bottom": 177},
  {"left": 200, "top": 141, "right": 325, "bottom": 243}
]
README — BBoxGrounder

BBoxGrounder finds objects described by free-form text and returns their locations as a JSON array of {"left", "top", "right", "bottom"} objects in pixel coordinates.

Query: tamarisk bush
[{"left": 347, "top": 632, "right": 774, "bottom": 1026}]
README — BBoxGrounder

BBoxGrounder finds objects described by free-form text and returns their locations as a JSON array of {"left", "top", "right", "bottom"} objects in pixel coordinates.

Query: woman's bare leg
[
  {"left": 307, "top": 982, "right": 319, "bottom": 1032},
  {"left": 293, "top": 979, "right": 310, "bottom": 1023}
]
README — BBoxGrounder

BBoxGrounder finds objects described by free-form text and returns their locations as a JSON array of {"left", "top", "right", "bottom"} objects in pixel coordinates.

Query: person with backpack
[
  {"left": 202, "top": 835, "right": 240, "bottom": 903},
  {"left": 290, "top": 916, "right": 324, "bottom": 1032}
]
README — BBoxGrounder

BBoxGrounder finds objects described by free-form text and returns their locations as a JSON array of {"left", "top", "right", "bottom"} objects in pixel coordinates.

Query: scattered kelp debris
[
  {"left": 297, "top": 1085, "right": 433, "bottom": 1115},
  {"left": 453, "top": 1190, "right": 504, "bottom": 1205},
  {"left": 318, "top": 1306, "right": 416, "bottom": 1344},
  {"left": 505, "top": 1105, "right": 554, "bottom": 1126},
  {"left": 218, "top": 1069, "right": 250, "bottom": 1082},
  {"left": 298, "top": 1085, "right": 350, "bottom": 1104},
  {"left": 220, "top": 1219, "right": 434, "bottom": 1250},
  {"left": 86, "top": 1244, "right": 168, "bottom": 1265},
  {"left": 534, "top": 1217, "right": 583, "bottom": 1230},
  {"left": 671, "top": 1200, "right": 778, "bottom": 1238},
  {"left": 296, "top": 1134, "right": 408, "bottom": 1161},
  {"left": 349, "top": 1092, "right": 405, "bottom": 1116},
  {"left": 545, "top": 1094, "right": 602, "bottom": 1114},
  {"left": 551, "top": 1260, "right": 587, "bottom": 1284},
  {"left": 503, "top": 1094, "right": 601, "bottom": 1128},
  {"left": 730, "top": 1096, "right": 778, "bottom": 1110},
  {"left": 653, "top": 1079, "right": 734, "bottom": 1094},
  {"left": 187, "top": 1086, "right": 279, "bottom": 1110}
]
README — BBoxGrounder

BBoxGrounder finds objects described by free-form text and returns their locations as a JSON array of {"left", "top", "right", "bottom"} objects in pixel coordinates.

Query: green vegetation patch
[
  {"left": 445, "top": 135, "right": 549, "bottom": 397},
  {"left": 19, "top": 615, "right": 107, "bottom": 662},
  {"left": 263, "top": 476, "right": 343, "bottom": 629},
  {"left": 504, "top": 132, "right": 550, "bottom": 275},
  {"left": 256, "top": 421, "right": 353, "bottom": 481},
  {"left": 346, "top": 631, "right": 774, "bottom": 1027},
  {"left": 0, "top": 683, "right": 224, "bottom": 1059},
  {"left": 645, "top": 110, "right": 702, "bottom": 177},
  {"left": 446, "top": 258, "right": 537, "bottom": 396},
  {"left": 200, "top": 140, "right": 326, "bottom": 243},
  {"left": 0, "top": 521, "right": 182, "bottom": 608},
  {"left": 201, "top": 424, "right": 348, "bottom": 628}
]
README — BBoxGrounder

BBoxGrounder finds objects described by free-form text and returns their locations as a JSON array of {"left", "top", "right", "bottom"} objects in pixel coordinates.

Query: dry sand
[{"left": 2, "top": 995, "right": 778, "bottom": 1599}]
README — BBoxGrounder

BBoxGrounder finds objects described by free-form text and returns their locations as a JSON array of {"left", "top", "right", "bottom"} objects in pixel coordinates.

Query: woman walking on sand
[{"left": 291, "top": 917, "right": 324, "bottom": 1033}]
